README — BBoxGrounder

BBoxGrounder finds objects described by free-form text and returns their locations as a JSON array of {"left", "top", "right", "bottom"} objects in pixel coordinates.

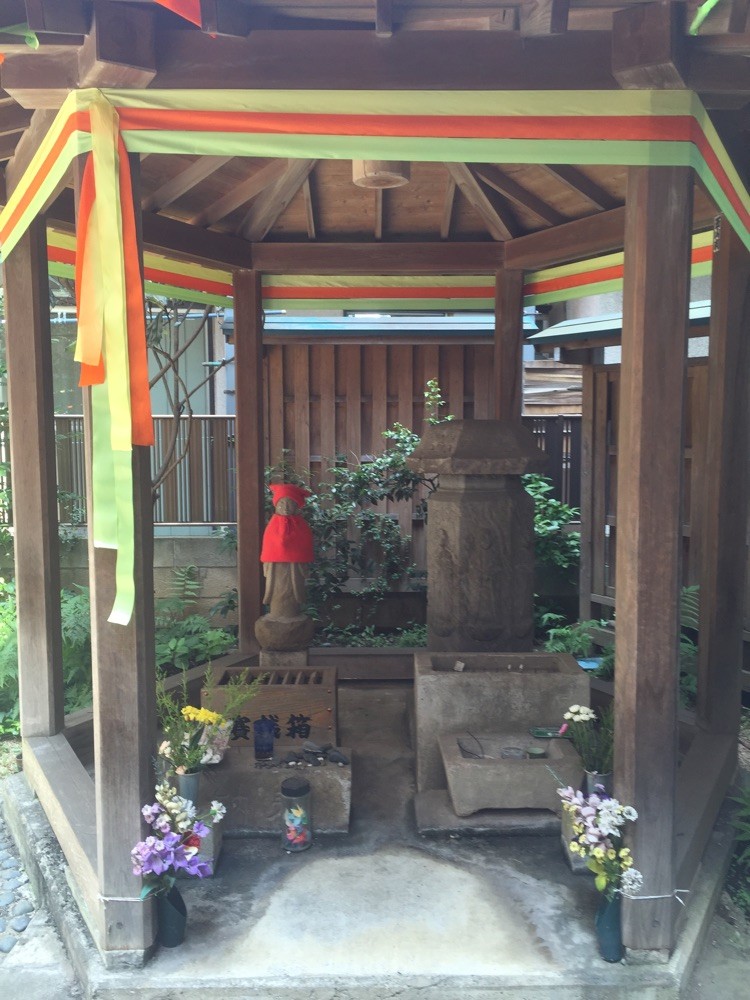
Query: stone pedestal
[{"left": 408, "top": 420, "right": 547, "bottom": 652}]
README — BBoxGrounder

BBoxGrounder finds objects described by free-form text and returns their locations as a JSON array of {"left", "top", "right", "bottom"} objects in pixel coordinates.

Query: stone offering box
[
  {"left": 439, "top": 732, "right": 582, "bottom": 816},
  {"left": 202, "top": 666, "right": 337, "bottom": 748},
  {"left": 207, "top": 750, "right": 352, "bottom": 835},
  {"left": 414, "top": 651, "right": 588, "bottom": 792}
]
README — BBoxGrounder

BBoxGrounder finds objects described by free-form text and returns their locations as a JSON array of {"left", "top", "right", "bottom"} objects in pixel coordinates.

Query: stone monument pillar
[{"left": 408, "top": 420, "right": 547, "bottom": 652}]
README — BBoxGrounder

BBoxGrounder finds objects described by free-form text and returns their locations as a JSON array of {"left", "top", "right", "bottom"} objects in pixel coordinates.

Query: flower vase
[
  {"left": 594, "top": 894, "right": 624, "bottom": 963},
  {"left": 157, "top": 885, "right": 187, "bottom": 948},
  {"left": 175, "top": 771, "right": 201, "bottom": 804},
  {"left": 584, "top": 770, "right": 613, "bottom": 796}
]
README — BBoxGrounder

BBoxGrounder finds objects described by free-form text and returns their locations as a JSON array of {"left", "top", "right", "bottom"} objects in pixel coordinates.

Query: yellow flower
[
  {"left": 592, "top": 847, "right": 605, "bottom": 860},
  {"left": 573, "top": 823, "right": 584, "bottom": 835},
  {"left": 181, "top": 705, "right": 225, "bottom": 727},
  {"left": 619, "top": 848, "right": 631, "bottom": 858},
  {"left": 607, "top": 849, "right": 617, "bottom": 860},
  {"left": 569, "top": 842, "right": 580, "bottom": 854},
  {"left": 623, "top": 856, "right": 634, "bottom": 868}
]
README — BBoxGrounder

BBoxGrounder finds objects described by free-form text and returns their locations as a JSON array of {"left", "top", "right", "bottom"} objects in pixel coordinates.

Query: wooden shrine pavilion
[{"left": 0, "top": 0, "right": 749, "bottom": 967}]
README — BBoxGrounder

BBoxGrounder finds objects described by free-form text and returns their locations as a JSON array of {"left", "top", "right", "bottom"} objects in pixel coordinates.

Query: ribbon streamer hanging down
[{"left": 74, "top": 95, "right": 153, "bottom": 625}]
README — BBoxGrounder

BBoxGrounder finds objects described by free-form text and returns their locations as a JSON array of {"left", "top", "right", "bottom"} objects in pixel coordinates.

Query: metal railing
[{"left": 0, "top": 414, "right": 582, "bottom": 527}]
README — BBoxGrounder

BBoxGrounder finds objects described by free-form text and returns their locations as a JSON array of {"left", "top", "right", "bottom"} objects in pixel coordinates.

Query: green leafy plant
[
  {"left": 522, "top": 473, "right": 581, "bottom": 572},
  {"left": 154, "top": 567, "right": 236, "bottom": 673},
  {"left": 311, "top": 621, "right": 427, "bottom": 648},
  {"left": 727, "top": 785, "right": 750, "bottom": 920},
  {"left": 544, "top": 619, "right": 600, "bottom": 659}
]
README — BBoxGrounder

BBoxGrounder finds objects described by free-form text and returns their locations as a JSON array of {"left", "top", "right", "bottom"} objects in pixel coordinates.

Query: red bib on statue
[{"left": 260, "top": 514, "right": 314, "bottom": 563}]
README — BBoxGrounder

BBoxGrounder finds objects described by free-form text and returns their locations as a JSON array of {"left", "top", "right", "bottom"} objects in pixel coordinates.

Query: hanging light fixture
[{"left": 352, "top": 160, "right": 411, "bottom": 189}]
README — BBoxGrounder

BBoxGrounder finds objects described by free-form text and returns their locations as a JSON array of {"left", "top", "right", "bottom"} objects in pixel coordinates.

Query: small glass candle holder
[
  {"left": 281, "top": 776, "right": 313, "bottom": 852},
  {"left": 253, "top": 717, "right": 276, "bottom": 760}
]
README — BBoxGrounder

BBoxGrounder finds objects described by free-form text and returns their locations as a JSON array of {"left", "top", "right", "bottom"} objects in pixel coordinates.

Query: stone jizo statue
[{"left": 255, "top": 483, "right": 316, "bottom": 651}]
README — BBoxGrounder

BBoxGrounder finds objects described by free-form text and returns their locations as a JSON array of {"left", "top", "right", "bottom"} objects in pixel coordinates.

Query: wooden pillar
[
  {"left": 578, "top": 363, "right": 595, "bottom": 621},
  {"left": 696, "top": 219, "right": 750, "bottom": 734},
  {"left": 2, "top": 215, "right": 64, "bottom": 738},
  {"left": 615, "top": 166, "right": 693, "bottom": 955},
  {"left": 493, "top": 269, "right": 524, "bottom": 421},
  {"left": 84, "top": 157, "right": 156, "bottom": 953},
  {"left": 234, "top": 269, "right": 265, "bottom": 649}
]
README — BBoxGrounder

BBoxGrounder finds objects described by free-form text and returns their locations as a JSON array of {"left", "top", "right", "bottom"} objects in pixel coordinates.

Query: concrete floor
[{"left": 0, "top": 684, "right": 737, "bottom": 999}]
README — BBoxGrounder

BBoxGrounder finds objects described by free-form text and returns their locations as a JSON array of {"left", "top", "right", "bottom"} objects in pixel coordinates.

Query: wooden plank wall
[
  {"left": 585, "top": 358, "right": 713, "bottom": 611},
  {"left": 264, "top": 342, "right": 496, "bottom": 478}
]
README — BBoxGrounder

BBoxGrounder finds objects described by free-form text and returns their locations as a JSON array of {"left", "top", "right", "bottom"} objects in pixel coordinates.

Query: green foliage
[
  {"left": 522, "top": 473, "right": 581, "bottom": 571},
  {"left": 154, "top": 566, "right": 236, "bottom": 673},
  {"left": 727, "top": 785, "right": 750, "bottom": 920},
  {"left": 544, "top": 619, "right": 600, "bottom": 658},
  {"left": 312, "top": 621, "right": 427, "bottom": 648}
]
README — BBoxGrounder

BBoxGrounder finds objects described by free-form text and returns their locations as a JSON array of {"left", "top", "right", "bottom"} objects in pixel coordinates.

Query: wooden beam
[
  {"left": 78, "top": 1, "right": 157, "bottom": 90},
  {"left": 729, "top": 0, "right": 750, "bottom": 33},
  {"left": 493, "top": 269, "right": 524, "bottom": 421},
  {"left": 142, "top": 155, "right": 233, "bottom": 213},
  {"left": 615, "top": 165, "right": 693, "bottom": 955},
  {"left": 696, "top": 217, "right": 750, "bottom": 734},
  {"left": 505, "top": 206, "right": 627, "bottom": 268},
  {"left": 440, "top": 175, "right": 456, "bottom": 240},
  {"left": 0, "top": 130, "right": 22, "bottom": 160},
  {"left": 612, "top": 0, "right": 687, "bottom": 89},
  {"left": 0, "top": 103, "right": 32, "bottom": 135},
  {"left": 302, "top": 176, "right": 316, "bottom": 240},
  {"left": 199, "top": 0, "right": 253, "bottom": 36},
  {"left": 190, "top": 159, "right": 288, "bottom": 228},
  {"left": 5, "top": 109, "right": 58, "bottom": 196},
  {"left": 249, "top": 240, "right": 505, "bottom": 274},
  {"left": 445, "top": 162, "right": 517, "bottom": 240},
  {"left": 374, "top": 187, "right": 383, "bottom": 241},
  {"left": 238, "top": 158, "right": 316, "bottom": 241},
  {"left": 136, "top": 27, "right": 620, "bottom": 92},
  {"left": 49, "top": 189, "right": 507, "bottom": 273},
  {"left": 519, "top": 0, "right": 570, "bottom": 36},
  {"left": 539, "top": 163, "right": 619, "bottom": 212},
  {"left": 675, "top": 731, "right": 737, "bottom": 893},
  {"left": 83, "top": 154, "right": 156, "bottom": 955},
  {"left": 51, "top": 185, "right": 256, "bottom": 269},
  {"left": 24, "top": 0, "right": 89, "bottom": 34},
  {"left": 472, "top": 162, "right": 565, "bottom": 227},
  {"left": 397, "top": 8, "right": 517, "bottom": 31},
  {"left": 234, "top": 269, "right": 265, "bottom": 650},
  {"left": 505, "top": 200, "right": 716, "bottom": 270},
  {"left": 2, "top": 214, "right": 64, "bottom": 738},
  {"left": 686, "top": 51, "right": 750, "bottom": 93},
  {"left": 375, "top": 0, "right": 393, "bottom": 37},
  {"left": 22, "top": 736, "right": 99, "bottom": 935}
]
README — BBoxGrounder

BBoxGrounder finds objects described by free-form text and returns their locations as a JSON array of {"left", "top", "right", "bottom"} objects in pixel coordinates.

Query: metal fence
[{"left": 0, "top": 414, "right": 582, "bottom": 527}]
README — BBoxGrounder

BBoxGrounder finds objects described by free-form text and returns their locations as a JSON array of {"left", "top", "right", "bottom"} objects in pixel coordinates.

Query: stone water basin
[
  {"left": 439, "top": 731, "right": 583, "bottom": 817},
  {"left": 414, "top": 651, "right": 589, "bottom": 792}
]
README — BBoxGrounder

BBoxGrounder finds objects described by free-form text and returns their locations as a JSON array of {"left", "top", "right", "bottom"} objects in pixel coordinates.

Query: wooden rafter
[
  {"left": 729, "top": 0, "right": 750, "bottom": 32},
  {"left": 189, "top": 159, "right": 288, "bottom": 228},
  {"left": 142, "top": 156, "right": 232, "bottom": 213},
  {"left": 24, "top": 0, "right": 89, "bottom": 34},
  {"left": 78, "top": 2, "right": 157, "bottom": 91},
  {"left": 238, "top": 158, "right": 317, "bottom": 242},
  {"left": 375, "top": 0, "right": 393, "bottom": 37},
  {"left": 440, "top": 176, "right": 456, "bottom": 240},
  {"left": 444, "top": 162, "right": 518, "bottom": 241},
  {"left": 539, "top": 164, "right": 619, "bottom": 212},
  {"left": 472, "top": 162, "right": 565, "bottom": 226},
  {"left": 375, "top": 188, "right": 383, "bottom": 241},
  {"left": 519, "top": 0, "right": 570, "bottom": 36},
  {"left": 302, "top": 176, "right": 316, "bottom": 240}
]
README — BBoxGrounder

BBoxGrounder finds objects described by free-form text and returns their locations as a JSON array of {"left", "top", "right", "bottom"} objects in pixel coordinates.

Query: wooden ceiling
[{"left": 0, "top": 1, "right": 748, "bottom": 254}]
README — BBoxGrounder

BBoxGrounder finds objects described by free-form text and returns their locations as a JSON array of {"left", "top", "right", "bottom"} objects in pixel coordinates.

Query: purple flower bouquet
[{"left": 132, "top": 780, "right": 226, "bottom": 899}]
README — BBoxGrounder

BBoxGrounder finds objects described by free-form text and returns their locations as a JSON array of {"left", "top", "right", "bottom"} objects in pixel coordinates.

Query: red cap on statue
[{"left": 269, "top": 483, "right": 310, "bottom": 508}]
